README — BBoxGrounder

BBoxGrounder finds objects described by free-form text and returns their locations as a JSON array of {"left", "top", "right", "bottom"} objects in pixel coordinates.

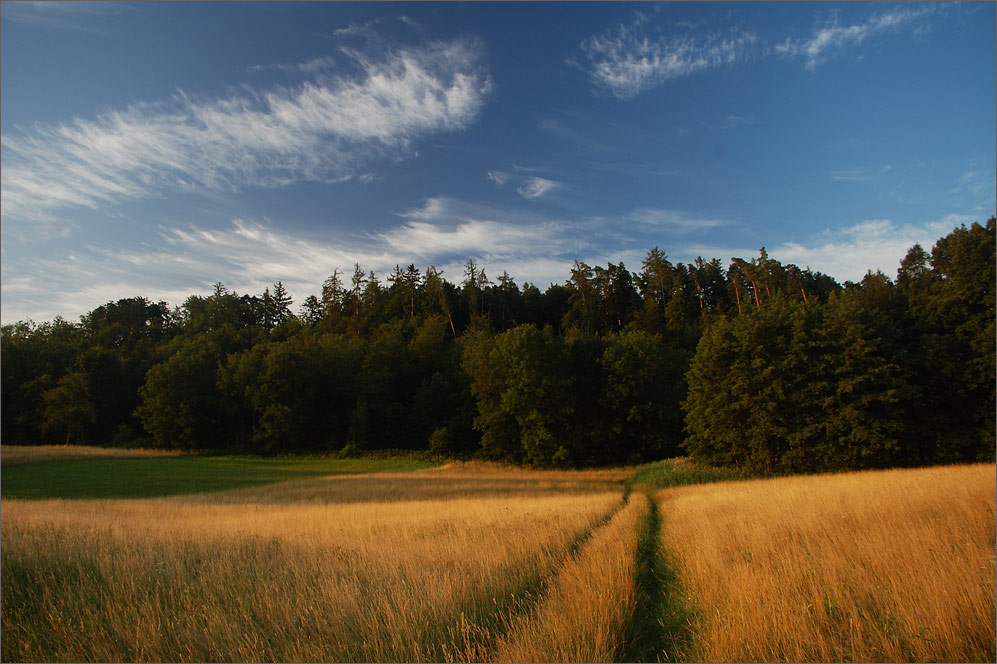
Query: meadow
[
  {"left": 0, "top": 444, "right": 438, "bottom": 499},
  {"left": 656, "top": 463, "right": 996, "bottom": 663},
  {"left": 1, "top": 446, "right": 993, "bottom": 662}
]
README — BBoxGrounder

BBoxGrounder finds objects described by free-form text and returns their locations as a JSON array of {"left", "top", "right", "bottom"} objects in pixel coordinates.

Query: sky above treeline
[{"left": 2, "top": 1, "right": 994, "bottom": 323}]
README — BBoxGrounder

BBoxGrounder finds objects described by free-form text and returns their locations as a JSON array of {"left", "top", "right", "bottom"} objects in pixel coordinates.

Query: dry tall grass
[
  {"left": 2, "top": 472, "right": 622, "bottom": 662},
  {"left": 192, "top": 463, "right": 630, "bottom": 504},
  {"left": 0, "top": 444, "right": 180, "bottom": 466},
  {"left": 656, "top": 463, "right": 996, "bottom": 662},
  {"left": 489, "top": 493, "right": 647, "bottom": 663}
]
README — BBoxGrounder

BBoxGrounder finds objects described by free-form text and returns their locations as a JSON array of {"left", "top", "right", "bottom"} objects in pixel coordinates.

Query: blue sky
[{"left": 2, "top": 1, "right": 994, "bottom": 323}]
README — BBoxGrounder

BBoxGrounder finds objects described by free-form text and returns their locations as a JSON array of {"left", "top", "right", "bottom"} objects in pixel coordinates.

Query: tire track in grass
[
  {"left": 437, "top": 494, "right": 631, "bottom": 662},
  {"left": 487, "top": 494, "right": 647, "bottom": 663},
  {"left": 624, "top": 491, "right": 695, "bottom": 663}
]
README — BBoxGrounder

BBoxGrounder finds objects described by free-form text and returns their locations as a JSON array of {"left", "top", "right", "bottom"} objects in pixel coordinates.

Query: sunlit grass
[
  {"left": 656, "top": 463, "right": 996, "bottom": 662},
  {"left": 5, "top": 448, "right": 991, "bottom": 663},
  {"left": 490, "top": 493, "right": 646, "bottom": 663},
  {"left": 1, "top": 466, "right": 622, "bottom": 662},
  {"left": 0, "top": 444, "right": 181, "bottom": 466},
  {"left": 629, "top": 456, "right": 752, "bottom": 491}
]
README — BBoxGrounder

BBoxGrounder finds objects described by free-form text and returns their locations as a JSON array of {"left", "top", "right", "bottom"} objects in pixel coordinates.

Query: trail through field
[
  {"left": 485, "top": 493, "right": 647, "bottom": 663},
  {"left": 622, "top": 494, "right": 691, "bottom": 663},
  {"left": 431, "top": 493, "right": 629, "bottom": 662}
]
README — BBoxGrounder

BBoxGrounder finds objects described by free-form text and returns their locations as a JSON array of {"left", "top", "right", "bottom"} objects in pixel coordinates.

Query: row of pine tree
[{"left": 2, "top": 218, "right": 993, "bottom": 470}]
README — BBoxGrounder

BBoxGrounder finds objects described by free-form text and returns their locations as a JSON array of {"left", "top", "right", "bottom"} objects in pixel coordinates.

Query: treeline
[{"left": 2, "top": 219, "right": 993, "bottom": 470}]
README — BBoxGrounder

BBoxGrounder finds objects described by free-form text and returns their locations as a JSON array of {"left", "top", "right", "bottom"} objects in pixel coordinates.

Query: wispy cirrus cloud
[
  {"left": 665, "top": 213, "right": 978, "bottom": 287},
  {"left": 486, "top": 170, "right": 510, "bottom": 187},
  {"left": 390, "top": 197, "right": 584, "bottom": 262},
  {"left": 627, "top": 208, "right": 734, "bottom": 232},
  {"left": 247, "top": 56, "right": 337, "bottom": 75},
  {"left": 1, "top": 38, "right": 492, "bottom": 227},
  {"left": 486, "top": 169, "right": 561, "bottom": 200},
  {"left": 4, "top": 190, "right": 980, "bottom": 323},
  {"left": 517, "top": 177, "right": 559, "bottom": 200},
  {"left": 776, "top": 6, "right": 934, "bottom": 70},
  {"left": 580, "top": 6, "right": 938, "bottom": 98},
  {"left": 579, "top": 15, "right": 758, "bottom": 98},
  {"left": 0, "top": 198, "right": 579, "bottom": 321},
  {"left": 951, "top": 159, "right": 997, "bottom": 211}
]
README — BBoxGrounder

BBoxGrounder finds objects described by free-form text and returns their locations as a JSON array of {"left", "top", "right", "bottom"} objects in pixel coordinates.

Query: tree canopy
[{"left": 3, "top": 218, "right": 993, "bottom": 471}]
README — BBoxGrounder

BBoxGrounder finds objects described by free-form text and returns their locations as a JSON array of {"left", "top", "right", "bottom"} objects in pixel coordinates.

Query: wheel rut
[
  {"left": 433, "top": 494, "right": 629, "bottom": 662},
  {"left": 622, "top": 491, "right": 694, "bottom": 663}
]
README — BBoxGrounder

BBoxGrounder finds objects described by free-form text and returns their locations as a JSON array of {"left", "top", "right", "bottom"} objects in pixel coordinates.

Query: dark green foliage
[
  {"left": 462, "top": 325, "right": 690, "bottom": 467},
  {"left": 135, "top": 333, "right": 235, "bottom": 450},
  {"left": 462, "top": 325, "right": 574, "bottom": 466},
  {"left": 684, "top": 220, "right": 995, "bottom": 472},
  {"left": 41, "top": 371, "right": 96, "bottom": 445},
  {"left": 600, "top": 331, "right": 690, "bottom": 462},
  {"left": 684, "top": 295, "right": 819, "bottom": 473},
  {"left": 226, "top": 331, "right": 364, "bottom": 453},
  {"left": 684, "top": 293, "right": 910, "bottom": 473},
  {"left": 460, "top": 329, "right": 521, "bottom": 460},
  {"left": 2, "top": 219, "right": 992, "bottom": 471}
]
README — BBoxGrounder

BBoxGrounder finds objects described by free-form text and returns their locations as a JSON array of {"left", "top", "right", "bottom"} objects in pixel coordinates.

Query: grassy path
[
  {"left": 488, "top": 494, "right": 646, "bottom": 662},
  {"left": 623, "top": 494, "right": 669, "bottom": 662},
  {"left": 620, "top": 492, "right": 697, "bottom": 663},
  {"left": 436, "top": 495, "right": 630, "bottom": 661}
]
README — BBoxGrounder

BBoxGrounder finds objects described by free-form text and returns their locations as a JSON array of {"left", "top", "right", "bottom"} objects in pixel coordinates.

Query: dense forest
[{"left": 2, "top": 218, "right": 993, "bottom": 471}]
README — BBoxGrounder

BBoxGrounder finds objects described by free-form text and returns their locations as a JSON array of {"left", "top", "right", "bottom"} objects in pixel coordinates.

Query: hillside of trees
[{"left": 3, "top": 218, "right": 993, "bottom": 471}]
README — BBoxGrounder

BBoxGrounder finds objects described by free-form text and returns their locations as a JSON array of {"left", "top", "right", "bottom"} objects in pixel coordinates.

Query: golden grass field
[
  {"left": 491, "top": 493, "right": 646, "bottom": 663},
  {"left": 1, "top": 462, "right": 628, "bottom": 662},
  {"left": 1, "top": 448, "right": 994, "bottom": 663},
  {"left": 0, "top": 443, "right": 181, "bottom": 466},
  {"left": 656, "top": 463, "right": 996, "bottom": 663}
]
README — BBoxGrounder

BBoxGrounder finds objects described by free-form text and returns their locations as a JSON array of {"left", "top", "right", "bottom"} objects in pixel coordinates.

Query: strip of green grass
[
  {"left": 0, "top": 455, "right": 438, "bottom": 500},
  {"left": 629, "top": 457, "right": 753, "bottom": 492}
]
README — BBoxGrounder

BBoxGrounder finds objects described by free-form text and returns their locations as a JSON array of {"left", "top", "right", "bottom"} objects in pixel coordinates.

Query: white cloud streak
[
  {"left": 486, "top": 170, "right": 510, "bottom": 187},
  {"left": 516, "top": 177, "right": 559, "bottom": 200},
  {"left": 627, "top": 208, "right": 733, "bottom": 232},
  {"left": 581, "top": 6, "right": 936, "bottom": 98},
  {"left": 580, "top": 18, "right": 758, "bottom": 98},
  {"left": 1, "top": 38, "right": 492, "bottom": 225},
  {"left": 656, "top": 214, "right": 978, "bottom": 286},
  {"left": 776, "top": 6, "right": 933, "bottom": 70},
  {"left": 486, "top": 170, "right": 560, "bottom": 200},
  {"left": 390, "top": 197, "right": 586, "bottom": 261}
]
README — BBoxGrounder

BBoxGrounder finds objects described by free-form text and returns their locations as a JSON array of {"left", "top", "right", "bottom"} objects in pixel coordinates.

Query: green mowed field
[{"left": 0, "top": 450, "right": 438, "bottom": 499}]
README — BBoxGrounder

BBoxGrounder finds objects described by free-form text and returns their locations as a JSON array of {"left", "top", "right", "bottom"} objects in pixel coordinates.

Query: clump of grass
[
  {"left": 489, "top": 493, "right": 647, "bottom": 663},
  {"left": 655, "top": 463, "right": 996, "bottom": 662},
  {"left": 629, "top": 456, "right": 753, "bottom": 492}
]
